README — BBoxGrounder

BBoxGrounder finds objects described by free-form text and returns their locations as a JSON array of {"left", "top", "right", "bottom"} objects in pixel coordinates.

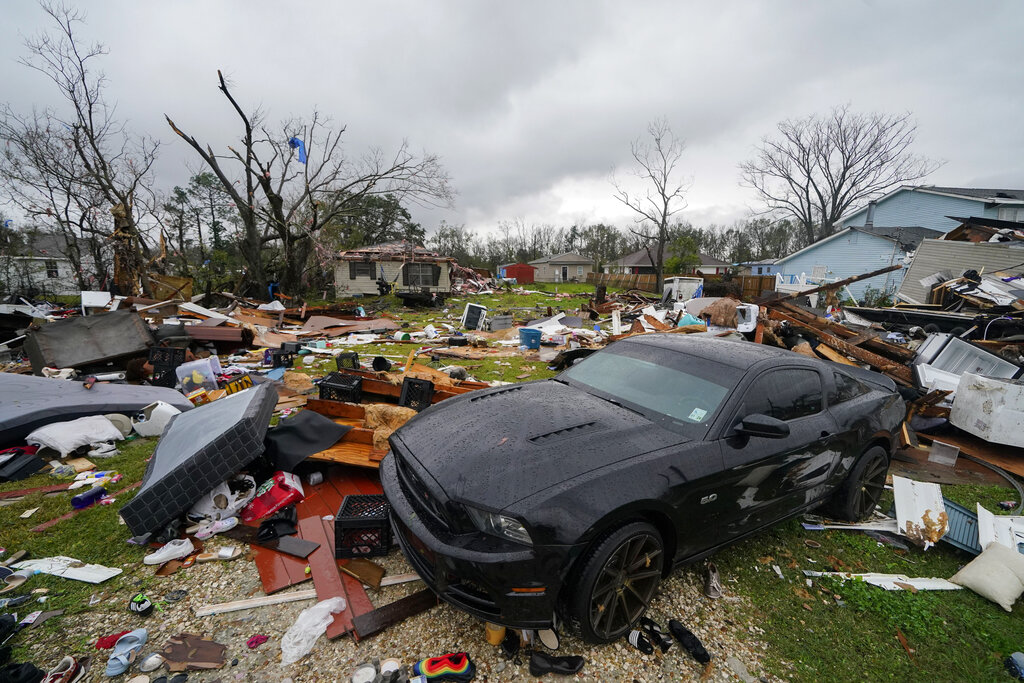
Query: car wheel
[
  {"left": 566, "top": 521, "right": 664, "bottom": 644},
  {"left": 829, "top": 446, "right": 889, "bottom": 522}
]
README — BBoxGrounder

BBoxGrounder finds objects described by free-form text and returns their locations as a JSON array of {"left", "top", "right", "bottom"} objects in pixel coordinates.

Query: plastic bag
[{"left": 280, "top": 597, "right": 346, "bottom": 665}]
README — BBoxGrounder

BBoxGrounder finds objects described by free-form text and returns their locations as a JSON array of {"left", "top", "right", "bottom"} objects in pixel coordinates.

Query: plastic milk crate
[
  {"left": 335, "top": 494, "right": 392, "bottom": 559},
  {"left": 319, "top": 372, "right": 363, "bottom": 403}
]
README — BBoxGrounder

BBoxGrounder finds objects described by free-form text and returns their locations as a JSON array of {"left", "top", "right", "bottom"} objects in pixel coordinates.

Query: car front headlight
[{"left": 464, "top": 505, "right": 533, "bottom": 546}]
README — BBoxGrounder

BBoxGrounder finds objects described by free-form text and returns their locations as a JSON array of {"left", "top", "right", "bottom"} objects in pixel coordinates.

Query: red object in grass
[{"left": 95, "top": 630, "right": 131, "bottom": 649}]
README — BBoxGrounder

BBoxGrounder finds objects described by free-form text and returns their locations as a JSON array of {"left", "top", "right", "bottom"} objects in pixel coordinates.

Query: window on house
[
  {"left": 811, "top": 265, "right": 827, "bottom": 279},
  {"left": 45, "top": 260, "right": 59, "bottom": 278},
  {"left": 998, "top": 207, "right": 1024, "bottom": 222},
  {"left": 756, "top": 266, "right": 763, "bottom": 275},
  {"left": 577, "top": 266, "right": 584, "bottom": 276},
  {"left": 349, "top": 261, "right": 374, "bottom": 279},
  {"left": 403, "top": 262, "right": 440, "bottom": 287}
]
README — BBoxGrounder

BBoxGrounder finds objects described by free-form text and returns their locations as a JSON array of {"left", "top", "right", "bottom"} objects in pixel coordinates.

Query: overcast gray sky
[{"left": 2, "top": 0, "right": 1021, "bottom": 236}]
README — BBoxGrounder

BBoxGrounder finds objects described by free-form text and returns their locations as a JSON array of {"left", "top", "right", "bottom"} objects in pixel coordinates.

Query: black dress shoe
[
  {"left": 668, "top": 619, "right": 710, "bottom": 664},
  {"left": 528, "top": 651, "right": 585, "bottom": 676}
]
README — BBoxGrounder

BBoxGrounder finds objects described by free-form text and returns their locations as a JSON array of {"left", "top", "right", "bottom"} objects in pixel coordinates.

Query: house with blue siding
[
  {"left": 839, "top": 186, "right": 1024, "bottom": 234},
  {"left": 775, "top": 225, "right": 941, "bottom": 302}
]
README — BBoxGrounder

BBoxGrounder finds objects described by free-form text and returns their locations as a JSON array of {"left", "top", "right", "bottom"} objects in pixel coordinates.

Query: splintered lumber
[
  {"left": 768, "top": 309, "right": 913, "bottom": 385},
  {"left": 194, "top": 589, "right": 318, "bottom": 617},
  {"left": 352, "top": 588, "right": 438, "bottom": 639},
  {"left": 814, "top": 344, "right": 858, "bottom": 366},
  {"left": 760, "top": 264, "right": 903, "bottom": 305},
  {"left": 774, "top": 302, "right": 915, "bottom": 362}
]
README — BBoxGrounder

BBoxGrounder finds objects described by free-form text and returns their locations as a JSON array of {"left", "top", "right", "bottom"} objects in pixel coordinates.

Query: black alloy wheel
[
  {"left": 829, "top": 445, "right": 890, "bottom": 522},
  {"left": 568, "top": 521, "right": 664, "bottom": 643}
]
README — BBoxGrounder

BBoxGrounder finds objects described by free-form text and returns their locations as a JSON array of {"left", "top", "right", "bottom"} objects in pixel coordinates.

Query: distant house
[
  {"left": 528, "top": 253, "right": 593, "bottom": 283},
  {"left": 0, "top": 232, "right": 101, "bottom": 296},
  {"left": 838, "top": 186, "right": 1024, "bottom": 234},
  {"left": 604, "top": 246, "right": 730, "bottom": 276},
  {"left": 335, "top": 241, "right": 453, "bottom": 296},
  {"left": 498, "top": 263, "right": 537, "bottom": 284},
  {"left": 736, "top": 259, "right": 780, "bottom": 277},
  {"left": 775, "top": 225, "right": 941, "bottom": 302}
]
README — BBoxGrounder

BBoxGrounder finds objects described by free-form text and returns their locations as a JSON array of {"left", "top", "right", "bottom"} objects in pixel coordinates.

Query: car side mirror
[{"left": 736, "top": 413, "right": 790, "bottom": 438}]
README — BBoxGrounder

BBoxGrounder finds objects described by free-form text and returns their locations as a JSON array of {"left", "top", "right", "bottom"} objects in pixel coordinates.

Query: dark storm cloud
[{"left": 1, "top": 1, "right": 1021, "bottom": 233}]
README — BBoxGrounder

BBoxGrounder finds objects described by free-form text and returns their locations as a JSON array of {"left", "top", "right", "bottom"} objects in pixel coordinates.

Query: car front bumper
[{"left": 380, "top": 452, "right": 576, "bottom": 629}]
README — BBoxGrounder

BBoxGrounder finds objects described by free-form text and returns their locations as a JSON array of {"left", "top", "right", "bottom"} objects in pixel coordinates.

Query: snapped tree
[
  {"left": 613, "top": 119, "right": 690, "bottom": 293},
  {"left": 740, "top": 105, "right": 939, "bottom": 245},
  {"left": 0, "top": 1, "right": 159, "bottom": 294},
  {"left": 165, "top": 71, "right": 453, "bottom": 295}
]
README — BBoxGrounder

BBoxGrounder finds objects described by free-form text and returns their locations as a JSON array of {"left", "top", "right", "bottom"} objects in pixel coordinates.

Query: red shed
[{"left": 503, "top": 262, "right": 536, "bottom": 284}]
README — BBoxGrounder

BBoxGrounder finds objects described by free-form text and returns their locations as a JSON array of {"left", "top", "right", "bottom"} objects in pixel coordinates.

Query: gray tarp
[{"left": 0, "top": 373, "right": 192, "bottom": 448}]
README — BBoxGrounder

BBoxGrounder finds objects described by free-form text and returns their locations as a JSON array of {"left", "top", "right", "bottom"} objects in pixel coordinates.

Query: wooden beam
[
  {"left": 760, "top": 264, "right": 903, "bottom": 304},
  {"left": 352, "top": 588, "right": 438, "bottom": 640},
  {"left": 775, "top": 302, "right": 915, "bottom": 362},
  {"left": 768, "top": 310, "right": 913, "bottom": 385},
  {"left": 814, "top": 344, "right": 858, "bottom": 366},
  {"left": 194, "top": 589, "right": 317, "bottom": 617}
]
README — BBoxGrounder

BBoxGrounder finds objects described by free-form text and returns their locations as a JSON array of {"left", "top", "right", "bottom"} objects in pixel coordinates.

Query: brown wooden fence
[{"left": 586, "top": 272, "right": 776, "bottom": 300}]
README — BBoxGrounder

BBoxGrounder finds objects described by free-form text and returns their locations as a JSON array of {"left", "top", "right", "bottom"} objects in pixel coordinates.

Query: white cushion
[{"left": 950, "top": 541, "right": 1024, "bottom": 612}]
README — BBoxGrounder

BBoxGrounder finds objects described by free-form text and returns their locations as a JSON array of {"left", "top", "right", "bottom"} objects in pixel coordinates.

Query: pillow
[{"left": 950, "top": 541, "right": 1024, "bottom": 612}]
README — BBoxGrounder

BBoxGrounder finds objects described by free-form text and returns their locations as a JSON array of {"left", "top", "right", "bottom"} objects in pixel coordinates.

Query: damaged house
[
  {"left": 334, "top": 241, "right": 453, "bottom": 297},
  {"left": 838, "top": 186, "right": 1024, "bottom": 234}
]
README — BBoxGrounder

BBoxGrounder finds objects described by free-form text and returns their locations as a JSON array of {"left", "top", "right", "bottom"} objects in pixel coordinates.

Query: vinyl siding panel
[
  {"left": 777, "top": 230, "right": 905, "bottom": 301},
  {"left": 841, "top": 190, "right": 998, "bottom": 233},
  {"left": 898, "top": 239, "right": 1024, "bottom": 305},
  {"left": 333, "top": 259, "right": 450, "bottom": 296}
]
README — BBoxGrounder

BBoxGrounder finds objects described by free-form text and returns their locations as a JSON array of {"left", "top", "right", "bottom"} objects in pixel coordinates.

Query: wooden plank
[
  {"left": 915, "top": 431, "right": 1024, "bottom": 478},
  {"left": 768, "top": 310, "right": 913, "bottom": 385},
  {"left": 844, "top": 331, "right": 876, "bottom": 347},
  {"left": 0, "top": 483, "right": 69, "bottom": 500},
  {"left": 351, "top": 588, "right": 438, "bottom": 639},
  {"left": 776, "top": 302, "right": 915, "bottom": 362},
  {"left": 297, "top": 515, "right": 352, "bottom": 639},
  {"left": 194, "top": 589, "right": 318, "bottom": 617},
  {"left": 306, "top": 399, "right": 367, "bottom": 420},
  {"left": 308, "top": 442, "right": 384, "bottom": 468},
  {"left": 814, "top": 344, "right": 858, "bottom": 366}
]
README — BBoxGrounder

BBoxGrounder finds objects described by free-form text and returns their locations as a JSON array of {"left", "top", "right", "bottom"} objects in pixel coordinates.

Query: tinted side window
[
  {"left": 829, "top": 371, "right": 871, "bottom": 404},
  {"left": 737, "top": 369, "right": 823, "bottom": 422}
]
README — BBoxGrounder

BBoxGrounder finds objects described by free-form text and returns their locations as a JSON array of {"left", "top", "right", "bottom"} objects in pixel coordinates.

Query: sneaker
[
  {"left": 195, "top": 517, "right": 238, "bottom": 540},
  {"left": 143, "top": 539, "right": 194, "bottom": 566},
  {"left": 704, "top": 562, "right": 723, "bottom": 599},
  {"left": 668, "top": 619, "right": 711, "bottom": 664},
  {"left": 42, "top": 656, "right": 78, "bottom": 683},
  {"left": 411, "top": 653, "right": 475, "bottom": 681}
]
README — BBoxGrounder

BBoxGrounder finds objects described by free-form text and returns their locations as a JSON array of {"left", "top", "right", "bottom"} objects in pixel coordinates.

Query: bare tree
[
  {"left": 0, "top": 2, "right": 160, "bottom": 294},
  {"left": 613, "top": 119, "right": 690, "bottom": 293},
  {"left": 740, "top": 105, "right": 940, "bottom": 246},
  {"left": 165, "top": 71, "right": 453, "bottom": 295}
]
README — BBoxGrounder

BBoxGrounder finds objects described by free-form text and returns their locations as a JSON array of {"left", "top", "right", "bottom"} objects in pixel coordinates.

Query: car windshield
[{"left": 560, "top": 341, "right": 739, "bottom": 433}]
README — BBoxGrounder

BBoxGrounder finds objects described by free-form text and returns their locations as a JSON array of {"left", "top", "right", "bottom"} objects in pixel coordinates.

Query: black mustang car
[{"left": 381, "top": 334, "right": 905, "bottom": 643}]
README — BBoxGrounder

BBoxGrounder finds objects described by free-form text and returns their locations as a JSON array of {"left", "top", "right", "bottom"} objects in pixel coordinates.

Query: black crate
[
  {"left": 270, "top": 350, "right": 296, "bottom": 369},
  {"left": 319, "top": 372, "right": 362, "bottom": 403},
  {"left": 335, "top": 494, "right": 391, "bottom": 559},
  {"left": 399, "top": 377, "right": 434, "bottom": 412},
  {"left": 280, "top": 341, "right": 302, "bottom": 354},
  {"left": 336, "top": 352, "right": 360, "bottom": 371},
  {"left": 148, "top": 346, "right": 186, "bottom": 370}
]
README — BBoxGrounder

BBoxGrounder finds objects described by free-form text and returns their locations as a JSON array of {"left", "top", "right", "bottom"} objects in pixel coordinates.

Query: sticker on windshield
[{"left": 688, "top": 407, "right": 708, "bottom": 422}]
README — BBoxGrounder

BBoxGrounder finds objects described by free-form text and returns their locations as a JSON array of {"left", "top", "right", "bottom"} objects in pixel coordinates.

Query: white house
[
  {"left": 0, "top": 232, "right": 102, "bottom": 296},
  {"left": 334, "top": 241, "right": 453, "bottom": 297}
]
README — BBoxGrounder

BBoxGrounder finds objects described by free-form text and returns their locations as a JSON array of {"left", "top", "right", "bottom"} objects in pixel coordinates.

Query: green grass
[{"left": 0, "top": 437, "right": 160, "bottom": 654}]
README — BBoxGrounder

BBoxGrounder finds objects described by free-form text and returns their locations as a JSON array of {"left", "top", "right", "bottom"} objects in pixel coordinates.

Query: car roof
[{"left": 620, "top": 333, "right": 814, "bottom": 371}]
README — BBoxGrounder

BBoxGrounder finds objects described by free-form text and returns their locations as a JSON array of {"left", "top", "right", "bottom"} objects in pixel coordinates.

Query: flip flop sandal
[
  {"left": 179, "top": 554, "right": 198, "bottom": 568},
  {"left": 169, "top": 675, "right": 188, "bottom": 683},
  {"left": 626, "top": 629, "right": 654, "bottom": 655},
  {"left": 139, "top": 653, "right": 165, "bottom": 672},
  {"left": 196, "top": 546, "right": 242, "bottom": 562},
  {"left": 105, "top": 629, "right": 148, "bottom": 676},
  {"left": 165, "top": 590, "right": 187, "bottom": 603},
  {"left": 0, "top": 550, "right": 27, "bottom": 567}
]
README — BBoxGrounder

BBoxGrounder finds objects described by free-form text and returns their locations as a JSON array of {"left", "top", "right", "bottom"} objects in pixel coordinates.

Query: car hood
[{"left": 392, "top": 379, "right": 689, "bottom": 510}]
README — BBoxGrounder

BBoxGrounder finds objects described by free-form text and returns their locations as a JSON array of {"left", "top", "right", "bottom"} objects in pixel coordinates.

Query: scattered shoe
[
  {"left": 528, "top": 651, "right": 584, "bottom": 677},
  {"left": 143, "top": 539, "right": 194, "bottom": 566},
  {"left": 637, "top": 617, "right": 672, "bottom": 653},
  {"left": 626, "top": 629, "right": 654, "bottom": 655},
  {"left": 704, "top": 562, "right": 723, "bottom": 599},
  {"left": 412, "top": 652, "right": 475, "bottom": 681},
  {"left": 42, "top": 655, "right": 77, "bottom": 683},
  {"left": 350, "top": 660, "right": 378, "bottom": 683},
  {"left": 537, "top": 628, "right": 560, "bottom": 650},
  {"left": 128, "top": 594, "right": 154, "bottom": 617},
  {"left": 105, "top": 629, "right": 147, "bottom": 677},
  {"left": 196, "top": 546, "right": 242, "bottom": 562},
  {"left": 86, "top": 442, "right": 118, "bottom": 458},
  {"left": 139, "top": 653, "right": 164, "bottom": 672},
  {"left": 668, "top": 619, "right": 710, "bottom": 664},
  {"left": 194, "top": 517, "right": 238, "bottom": 541}
]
